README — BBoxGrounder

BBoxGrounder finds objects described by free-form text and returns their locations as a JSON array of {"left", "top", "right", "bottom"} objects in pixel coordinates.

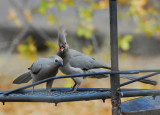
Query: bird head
[
  {"left": 49, "top": 55, "right": 63, "bottom": 67},
  {"left": 58, "top": 26, "right": 69, "bottom": 53}
]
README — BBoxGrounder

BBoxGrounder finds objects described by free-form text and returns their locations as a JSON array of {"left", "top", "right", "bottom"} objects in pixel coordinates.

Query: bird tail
[
  {"left": 100, "top": 63, "right": 111, "bottom": 70},
  {"left": 104, "top": 65, "right": 111, "bottom": 70},
  {"left": 86, "top": 69, "right": 109, "bottom": 78},
  {"left": 86, "top": 69, "right": 157, "bottom": 85},
  {"left": 120, "top": 74, "right": 157, "bottom": 85},
  {"left": 13, "top": 72, "right": 32, "bottom": 84}
]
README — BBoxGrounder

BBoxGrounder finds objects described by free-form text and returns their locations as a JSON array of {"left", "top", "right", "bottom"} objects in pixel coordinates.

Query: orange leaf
[
  {"left": 8, "top": 8, "right": 17, "bottom": 20},
  {"left": 24, "top": 10, "right": 32, "bottom": 22}
]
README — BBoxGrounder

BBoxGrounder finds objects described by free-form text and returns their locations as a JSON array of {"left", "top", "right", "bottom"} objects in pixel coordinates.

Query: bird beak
[
  {"left": 59, "top": 43, "right": 65, "bottom": 52},
  {"left": 60, "top": 47, "right": 65, "bottom": 52},
  {"left": 60, "top": 62, "right": 63, "bottom": 66}
]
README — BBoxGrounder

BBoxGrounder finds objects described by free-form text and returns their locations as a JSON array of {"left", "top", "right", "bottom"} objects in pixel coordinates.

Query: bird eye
[
  {"left": 64, "top": 42, "right": 66, "bottom": 44},
  {"left": 55, "top": 59, "right": 58, "bottom": 62}
]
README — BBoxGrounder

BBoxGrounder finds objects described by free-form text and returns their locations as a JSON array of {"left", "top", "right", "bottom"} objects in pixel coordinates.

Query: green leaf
[
  {"left": 84, "top": 28, "right": 92, "bottom": 39},
  {"left": 47, "top": 1, "right": 56, "bottom": 8},
  {"left": 64, "top": 78, "right": 72, "bottom": 87},
  {"left": 58, "top": 2, "right": 67, "bottom": 11},
  {"left": 91, "top": 2, "right": 98, "bottom": 9},
  {"left": 39, "top": 0, "right": 47, "bottom": 15},
  {"left": 47, "top": 15, "right": 55, "bottom": 26},
  {"left": 79, "top": 7, "right": 92, "bottom": 22},
  {"left": 155, "top": 26, "right": 160, "bottom": 32},
  {"left": 76, "top": 26, "right": 84, "bottom": 36},
  {"left": 119, "top": 35, "right": 133, "bottom": 51},
  {"left": 145, "top": 29, "right": 152, "bottom": 37}
]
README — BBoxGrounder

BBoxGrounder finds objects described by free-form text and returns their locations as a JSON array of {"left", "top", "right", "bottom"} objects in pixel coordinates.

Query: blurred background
[{"left": 0, "top": 0, "right": 160, "bottom": 115}]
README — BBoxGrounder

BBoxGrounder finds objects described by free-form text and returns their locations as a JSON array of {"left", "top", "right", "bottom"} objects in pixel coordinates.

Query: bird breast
[{"left": 60, "top": 63, "right": 83, "bottom": 75}]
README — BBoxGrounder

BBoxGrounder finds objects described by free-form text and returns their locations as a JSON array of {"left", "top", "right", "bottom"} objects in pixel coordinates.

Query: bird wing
[
  {"left": 69, "top": 53, "right": 110, "bottom": 70},
  {"left": 86, "top": 69, "right": 109, "bottom": 78},
  {"left": 29, "top": 59, "right": 42, "bottom": 74}
]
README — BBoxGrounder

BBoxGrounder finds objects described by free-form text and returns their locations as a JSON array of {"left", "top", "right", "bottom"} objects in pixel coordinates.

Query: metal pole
[{"left": 109, "top": 0, "right": 121, "bottom": 115}]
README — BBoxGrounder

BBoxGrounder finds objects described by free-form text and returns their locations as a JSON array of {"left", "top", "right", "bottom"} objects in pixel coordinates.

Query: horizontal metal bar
[
  {"left": 0, "top": 88, "right": 111, "bottom": 103},
  {"left": 4, "top": 70, "right": 139, "bottom": 96},
  {"left": 0, "top": 88, "right": 148, "bottom": 94},
  {"left": 138, "top": 69, "right": 160, "bottom": 72},
  {"left": 1, "top": 88, "right": 160, "bottom": 104},
  {"left": 121, "top": 89, "right": 160, "bottom": 97},
  {"left": 120, "top": 72, "right": 160, "bottom": 87},
  {"left": 0, "top": 93, "right": 110, "bottom": 103}
]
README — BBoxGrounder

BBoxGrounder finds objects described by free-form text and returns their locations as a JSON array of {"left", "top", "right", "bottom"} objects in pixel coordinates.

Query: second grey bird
[
  {"left": 57, "top": 27, "right": 112, "bottom": 92},
  {"left": 57, "top": 27, "right": 157, "bottom": 92},
  {"left": 13, "top": 55, "right": 63, "bottom": 94}
]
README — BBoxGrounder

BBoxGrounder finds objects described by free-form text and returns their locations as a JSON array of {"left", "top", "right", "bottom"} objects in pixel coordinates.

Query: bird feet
[
  {"left": 68, "top": 87, "right": 78, "bottom": 93},
  {"left": 32, "top": 90, "right": 34, "bottom": 95}
]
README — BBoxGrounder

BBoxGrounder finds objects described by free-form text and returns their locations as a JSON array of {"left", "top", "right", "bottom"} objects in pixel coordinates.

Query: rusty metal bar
[{"left": 109, "top": 0, "right": 121, "bottom": 115}]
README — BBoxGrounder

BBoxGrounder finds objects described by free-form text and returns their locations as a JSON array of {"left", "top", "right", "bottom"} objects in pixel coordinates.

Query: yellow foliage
[
  {"left": 155, "top": 26, "right": 160, "bottom": 37},
  {"left": 14, "top": 19, "right": 22, "bottom": 28},
  {"left": 63, "top": 0, "right": 74, "bottom": 6},
  {"left": 76, "top": 22, "right": 94, "bottom": 39},
  {"left": 82, "top": 45, "right": 93, "bottom": 55},
  {"left": 137, "top": 0, "right": 147, "bottom": 10},
  {"left": 98, "top": 0, "right": 109, "bottom": 9},
  {"left": 119, "top": 35, "right": 133, "bottom": 51},
  {"left": 79, "top": 7, "right": 92, "bottom": 22},
  {"left": 45, "top": 41, "right": 59, "bottom": 54},
  {"left": 24, "top": 10, "right": 33, "bottom": 22},
  {"left": 8, "top": 8, "right": 22, "bottom": 27},
  {"left": 118, "top": 0, "right": 129, "bottom": 5},
  {"left": 47, "top": 15, "right": 55, "bottom": 26},
  {"left": 131, "top": 0, "right": 147, "bottom": 15},
  {"left": 64, "top": 78, "right": 73, "bottom": 87},
  {"left": 8, "top": 8, "right": 17, "bottom": 20},
  {"left": 17, "top": 36, "right": 37, "bottom": 64}
]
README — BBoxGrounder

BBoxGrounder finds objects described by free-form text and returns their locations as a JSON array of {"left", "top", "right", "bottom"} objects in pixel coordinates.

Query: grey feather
[
  {"left": 86, "top": 69, "right": 109, "bottom": 78},
  {"left": 13, "top": 72, "right": 32, "bottom": 84},
  {"left": 58, "top": 26, "right": 67, "bottom": 45},
  {"left": 29, "top": 59, "right": 42, "bottom": 74},
  {"left": 67, "top": 49, "right": 111, "bottom": 69},
  {"left": 13, "top": 55, "right": 63, "bottom": 93}
]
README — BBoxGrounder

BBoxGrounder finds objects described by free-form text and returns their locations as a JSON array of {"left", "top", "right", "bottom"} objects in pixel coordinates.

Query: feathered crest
[{"left": 58, "top": 26, "right": 67, "bottom": 43}]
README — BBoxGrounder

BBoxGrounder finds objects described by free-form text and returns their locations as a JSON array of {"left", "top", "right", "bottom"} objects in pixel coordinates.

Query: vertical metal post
[{"left": 109, "top": 0, "right": 121, "bottom": 115}]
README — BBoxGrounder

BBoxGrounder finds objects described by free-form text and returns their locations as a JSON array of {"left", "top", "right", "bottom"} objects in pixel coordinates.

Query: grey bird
[
  {"left": 57, "top": 27, "right": 112, "bottom": 92},
  {"left": 13, "top": 55, "right": 63, "bottom": 94},
  {"left": 57, "top": 27, "right": 157, "bottom": 92}
]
